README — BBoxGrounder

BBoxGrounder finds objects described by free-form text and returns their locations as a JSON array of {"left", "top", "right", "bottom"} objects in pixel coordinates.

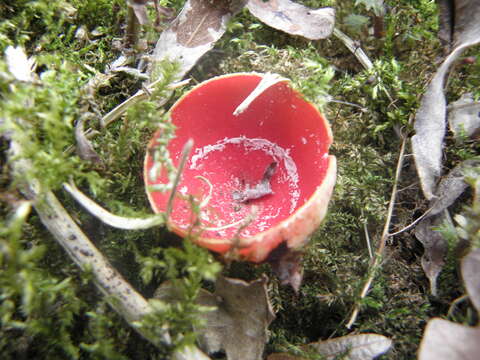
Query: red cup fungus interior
[{"left": 144, "top": 73, "right": 336, "bottom": 262}]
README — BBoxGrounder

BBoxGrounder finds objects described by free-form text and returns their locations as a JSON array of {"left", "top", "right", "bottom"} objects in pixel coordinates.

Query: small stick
[
  {"left": 203, "top": 218, "right": 248, "bottom": 232},
  {"left": 363, "top": 222, "right": 373, "bottom": 259},
  {"left": 101, "top": 79, "right": 190, "bottom": 127},
  {"left": 328, "top": 98, "right": 367, "bottom": 111},
  {"left": 333, "top": 28, "right": 373, "bottom": 70},
  {"left": 166, "top": 139, "right": 193, "bottom": 224},
  {"left": 64, "top": 181, "right": 165, "bottom": 230},
  {"left": 195, "top": 175, "right": 213, "bottom": 208},
  {"left": 387, "top": 207, "right": 434, "bottom": 237},
  {"left": 233, "top": 73, "right": 286, "bottom": 116},
  {"left": 346, "top": 120, "right": 410, "bottom": 329}
]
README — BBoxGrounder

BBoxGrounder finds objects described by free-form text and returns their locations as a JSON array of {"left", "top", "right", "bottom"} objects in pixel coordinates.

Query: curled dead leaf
[
  {"left": 155, "top": 275, "right": 275, "bottom": 360},
  {"left": 430, "top": 160, "right": 480, "bottom": 216},
  {"left": 413, "top": 159, "right": 479, "bottom": 296},
  {"left": 150, "top": 0, "right": 246, "bottom": 81},
  {"left": 267, "top": 333, "right": 392, "bottom": 360},
  {"left": 418, "top": 318, "right": 480, "bottom": 360},
  {"left": 412, "top": 0, "right": 480, "bottom": 200},
  {"left": 461, "top": 248, "right": 480, "bottom": 313},
  {"left": 414, "top": 215, "right": 448, "bottom": 297},
  {"left": 247, "top": 0, "right": 335, "bottom": 40},
  {"left": 448, "top": 93, "right": 480, "bottom": 140},
  {"left": 75, "top": 116, "right": 101, "bottom": 164}
]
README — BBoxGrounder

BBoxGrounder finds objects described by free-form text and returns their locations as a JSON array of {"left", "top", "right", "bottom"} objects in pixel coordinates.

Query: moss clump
[{"left": 2, "top": 0, "right": 480, "bottom": 359}]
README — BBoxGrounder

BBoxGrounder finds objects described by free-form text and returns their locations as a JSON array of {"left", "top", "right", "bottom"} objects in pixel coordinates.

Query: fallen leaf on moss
[
  {"left": 155, "top": 275, "right": 275, "bottom": 360},
  {"left": 414, "top": 160, "right": 479, "bottom": 295},
  {"left": 461, "top": 248, "right": 480, "bottom": 312},
  {"left": 430, "top": 160, "right": 480, "bottom": 216},
  {"left": 247, "top": 0, "right": 334, "bottom": 40},
  {"left": 150, "top": 0, "right": 246, "bottom": 81},
  {"left": 419, "top": 247, "right": 480, "bottom": 359},
  {"left": 411, "top": 0, "right": 480, "bottom": 200},
  {"left": 418, "top": 318, "right": 480, "bottom": 360},
  {"left": 414, "top": 215, "right": 448, "bottom": 297},
  {"left": 448, "top": 93, "right": 480, "bottom": 140},
  {"left": 267, "top": 333, "right": 392, "bottom": 360},
  {"left": 307, "top": 334, "right": 392, "bottom": 360},
  {"left": 75, "top": 116, "right": 101, "bottom": 165}
]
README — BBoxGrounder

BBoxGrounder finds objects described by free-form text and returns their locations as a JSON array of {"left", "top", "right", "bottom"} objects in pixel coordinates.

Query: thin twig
[
  {"left": 447, "top": 294, "right": 469, "bottom": 318},
  {"left": 233, "top": 73, "right": 286, "bottom": 116},
  {"left": 363, "top": 222, "right": 373, "bottom": 259},
  {"left": 195, "top": 175, "right": 213, "bottom": 208},
  {"left": 333, "top": 28, "right": 373, "bottom": 71},
  {"left": 346, "top": 122, "right": 410, "bottom": 329},
  {"left": 387, "top": 207, "right": 434, "bottom": 237},
  {"left": 101, "top": 78, "right": 190, "bottom": 127},
  {"left": 203, "top": 218, "right": 248, "bottom": 232},
  {"left": 166, "top": 139, "right": 193, "bottom": 224},
  {"left": 64, "top": 182, "right": 165, "bottom": 230},
  {"left": 328, "top": 98, "right": 367, "bottom": 111}
]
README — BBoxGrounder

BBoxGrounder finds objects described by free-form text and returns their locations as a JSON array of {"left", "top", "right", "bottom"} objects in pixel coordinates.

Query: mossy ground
[{"left": 1, "top": 0, "right": 479, "bottom": 359}]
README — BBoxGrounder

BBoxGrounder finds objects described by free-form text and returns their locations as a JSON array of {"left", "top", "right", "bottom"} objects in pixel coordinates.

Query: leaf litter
[
  {"left": 155, "top": 275, "right": 275, "bottom": 360},
  {"left": 409, "top": 0, "right": 480, "bottom": 296},
  {"left": 267, "top": 333, "right": 392, "bottom": 360},
  {"left": 412, "top": 0, "right": 480, "bottom": 200},
  {"left": 448, "top": 93, "right": 480, "bottom": 140},
  {"left": 11, "top": 0, "right": 480, "bottom": 358},
  {"left": 418, "top": 248, "right": 480, "bottom": 360},
  {"left": 246, "top": 0, "right": 335, "bottom": 40}
]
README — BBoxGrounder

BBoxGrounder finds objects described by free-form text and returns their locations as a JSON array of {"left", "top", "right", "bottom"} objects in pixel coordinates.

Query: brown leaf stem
[{"left": 346, "top": 120, "right": 410, "bottom": 329}]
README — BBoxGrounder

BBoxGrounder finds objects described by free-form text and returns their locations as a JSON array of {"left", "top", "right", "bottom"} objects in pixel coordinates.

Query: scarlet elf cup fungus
[{"left": 144, "top": 73, "right": 336, "bottom": 265}]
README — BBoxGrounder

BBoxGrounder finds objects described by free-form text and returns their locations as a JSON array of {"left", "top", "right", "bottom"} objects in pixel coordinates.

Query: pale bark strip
[
  {"left": 10, "top": 140, "right": 152, "bottom": 325},
  {"left": 64, "top": 182, "right": 165, "bottom": 230},
  {"left": 9, "top": 140, "right": 211, "bottom": 359}
]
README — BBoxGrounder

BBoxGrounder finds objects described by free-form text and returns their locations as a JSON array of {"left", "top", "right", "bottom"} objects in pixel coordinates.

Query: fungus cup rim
[{"left": 144, "top": 72, "right": 336, "bottom": 262}]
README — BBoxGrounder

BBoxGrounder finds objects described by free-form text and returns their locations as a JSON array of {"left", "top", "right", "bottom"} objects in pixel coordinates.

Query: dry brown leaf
[
  {"left": 128, "top": 0, "right": 150, "bottom": 25},
  {"left": 448, "top": 93, "right": 480, "bottom": 140},
  {"left": 430, "top": 159, "right": 480, "bottom": 216},
  {"left": 414, "top": 215, "right": 448, "bottom": 296},
  {"left": 267, "top": 244, "right": 303, "bottom": 293},
  {"left": 308, "top": 334, "right": 392, "bottom": 360},
  {"left": 411, "top": 0, "right": 480, "bottom": 200},
  {"left": 155, "top": 275, "right": 275, "bottom": 360},
  {"left": 461, "top": 248, "right": 480, "bottom": 313},
  {"left": 150, "top": 0, "right": 246, "bottom": 81},
  {"left": 267, "top": 334, "right": 392, "bottom": 360},
  {"left": 418, "top": 245, "right": 480, "bottom": 359},
  {"left": 418, "top": 318, "right": 480, "bottom": 360},
  {"left": 247, "top": 0, "right": 334, "bottom": 40},
  {"left": 414, "top": 159, "right": 479, "bottom": 296},
  {"left": 75, "top": 116, "right": 101, "bottom": 164}
]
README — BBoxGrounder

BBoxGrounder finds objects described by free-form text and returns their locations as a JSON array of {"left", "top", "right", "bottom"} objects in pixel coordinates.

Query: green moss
[{"left": 2, "top": 0, "right": 479, "bottom": 359}]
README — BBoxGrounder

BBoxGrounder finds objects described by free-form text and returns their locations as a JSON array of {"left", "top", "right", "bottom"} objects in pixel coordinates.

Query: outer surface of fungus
[{"left": 144, "top": 73, "right": 336, "bottom": 262}]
